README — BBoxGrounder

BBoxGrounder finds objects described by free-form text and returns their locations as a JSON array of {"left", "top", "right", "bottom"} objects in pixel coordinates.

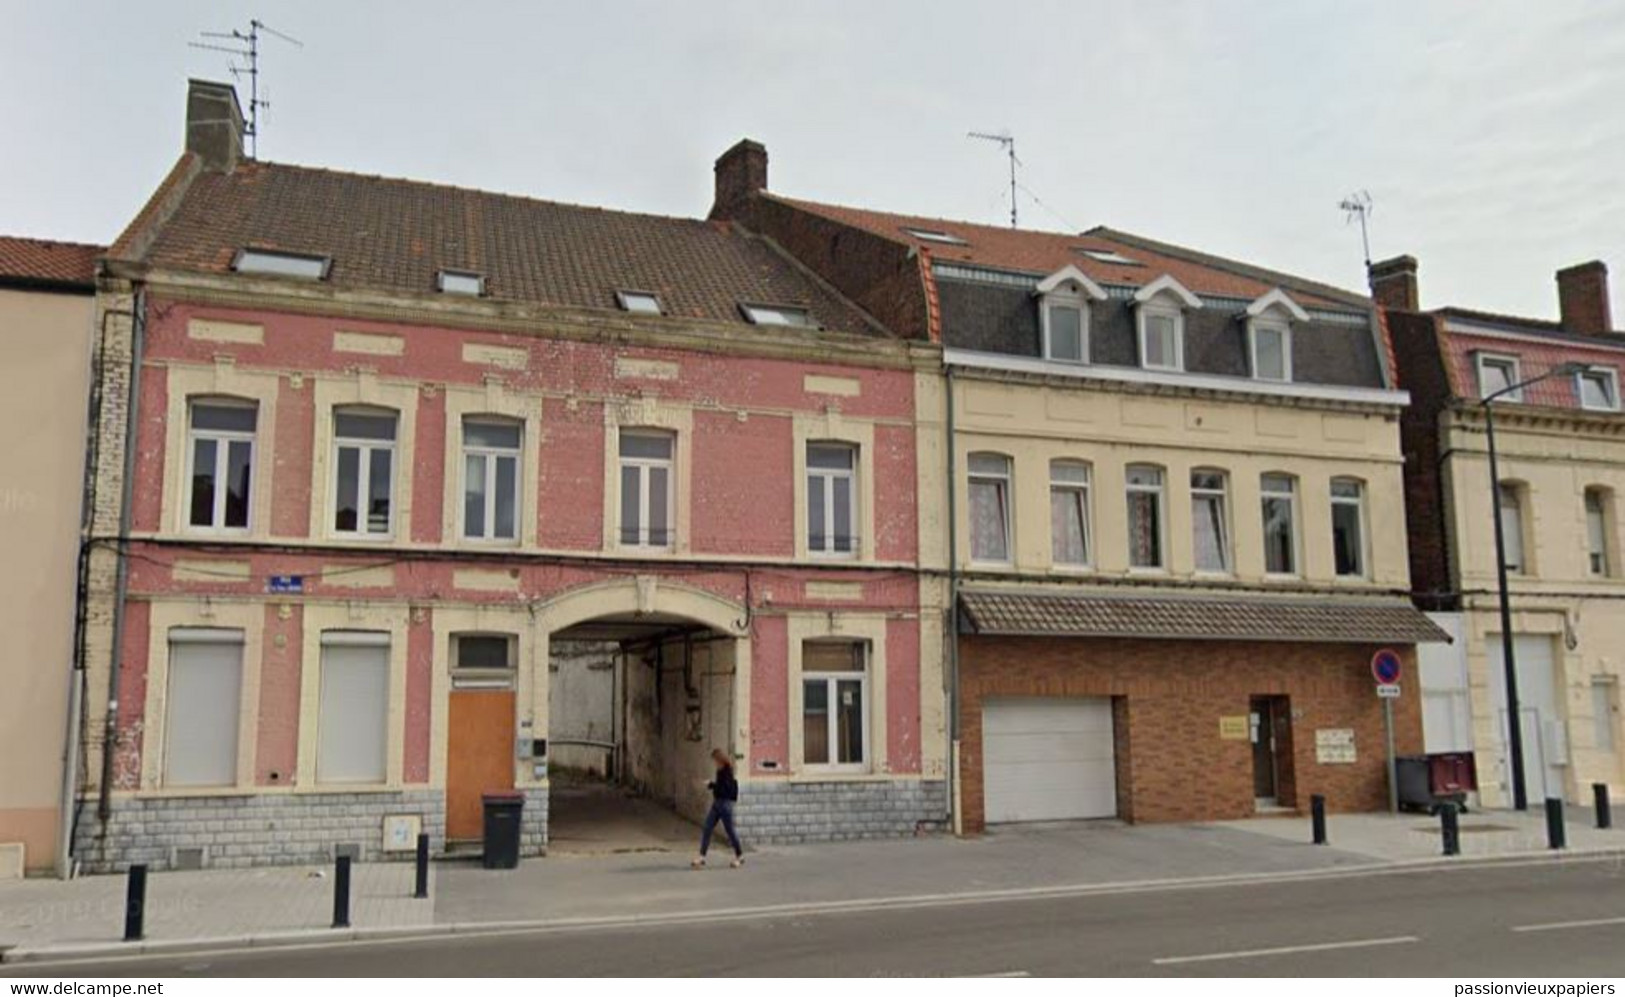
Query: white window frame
[
  {"left": 460, "top": 417, "right": 522, "bottom": 544},
  {"left": 1499, "top": 482, "right": 1527, "bottom": 574},
  {"left": 800, "top": 641, "right": 870, "bottom": 773},
  {"left": 1585, "top": 488, "right": 1612, "bottom": 577},
  {"left": 741, "top": 303, "right": 813, "bottom": 327},
  {"left": 1126, "top": 464, "right": 1168, "bottom": 571},
  {"left": 233, "top": 249, "right": 330, "bottom": 280},
  {"left": 185, "top": 399, "right": 257, "bottom": 534},
  {"left": 1476, "top": 353, "right": 1523, "bottom": 401},
  {"left": 1249, "top": 320, "right": 1294, "bottom": 383},
  {"left": 967, "top": 453, "right": 1013, "bottom": 565},
  {"left": 1261, "top": 473, "right": 1300, "bottom": 577},
  {"left": 1331, "top": 477, "right": 1369, "bottom": 579},
  {"left": 618, "top": 429, "right": 675, "bottom": 549},
  {"left": 1137, "top": 304, "right": 1186, "bottom": 372},
  {"left": 1190, "top": 469, "right": 1232, "bottom": 574},
  {"left": 1041, "top": 291, "right": 1090, "bottom": 364},
  {"left": 615, "top": 290, "right": 663, "bottom": 314},
  {"left": 1576, "top": 366, "right": 1621, "bottom": 412},
  {"left": 330, "top": 407, "right": 399, "bottom": 539},
  {"left": 806, "top": 442, "right": 858, "bottom": 558},
  {"left": 1049, "top": 460, "right": 1092, "bottom": 569},
  {"left": 436, "top": 270, "right": 485, "bottom": 296}
]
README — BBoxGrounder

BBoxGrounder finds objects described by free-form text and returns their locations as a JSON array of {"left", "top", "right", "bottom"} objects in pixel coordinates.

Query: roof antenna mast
[
  {"left": 191, "top": 18, "right": 303, "bottom": 159},
  {"left": 968, "top": 130, "right": 1019, "bottom": 228},
  {"left": 1339, "top": 190, "right": 1375, "bottom": 268}
]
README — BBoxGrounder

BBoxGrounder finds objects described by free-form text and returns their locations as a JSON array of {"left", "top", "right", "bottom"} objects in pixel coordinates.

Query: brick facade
[{"left": 956, "top": 636, "right": 1423, "bottom": 833}]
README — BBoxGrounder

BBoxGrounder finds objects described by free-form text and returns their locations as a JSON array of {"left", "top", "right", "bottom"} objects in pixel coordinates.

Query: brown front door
[{"left": 446, "top": 690, "right": 516, "bottom": 841}]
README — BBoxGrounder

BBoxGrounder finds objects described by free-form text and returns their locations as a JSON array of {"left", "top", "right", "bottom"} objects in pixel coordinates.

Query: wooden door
[{"left": 446, "top": 690, "right": 516, "bottom": 840}]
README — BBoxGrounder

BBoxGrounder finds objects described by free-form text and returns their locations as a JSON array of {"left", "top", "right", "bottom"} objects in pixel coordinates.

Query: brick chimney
[
  {"left": 709, "top": 139, "right": 768, "bottom": 222},
  {"left": 1557, "top": 261, "right": 1612, "bottom": 335},
  {"left": 186, "top": 79, "right": 245, "bottom": 172},
  {"left": 1368, "top": 255, "right": 1420, "bottom": 312}
]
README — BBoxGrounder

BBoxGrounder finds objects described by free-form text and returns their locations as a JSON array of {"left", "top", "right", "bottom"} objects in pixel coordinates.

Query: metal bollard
[
  {"left": 413, "top": 833, "right": 430, "bottom": 899},
  {"left": 123, "top": 864, "right": 148, "bottom": 942},
  {"left": 1546, "top": 797, "right": 1567, "bottom": 850},
  {"left": 1311, "top": 794, "right": 1328, "bottom": 845},
  {"left": 332, "top": 854, "right": 352, "bottom": 928},
  {"left": 1595, "top": 783, "right": 1613, "bottom": 830},
  {"left": 1440, "top": 804, "right": 1460, "bottom": 856}
]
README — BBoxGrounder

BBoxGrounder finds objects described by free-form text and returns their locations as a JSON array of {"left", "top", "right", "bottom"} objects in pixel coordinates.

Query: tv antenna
[
  {"left": 968, "top": 130, "right": 1019, "bottom": 228},
  {"left": 191, "top": 18, "right": 303, "bottom": 159},
  {"left": 1339, "top": 190, "right": 1375, "bottom": 267}
]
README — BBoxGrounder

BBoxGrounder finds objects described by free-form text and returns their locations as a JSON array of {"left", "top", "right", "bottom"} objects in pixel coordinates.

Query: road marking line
[
  {"left": 1512, "top": 916, "right": 1625, "bottom": 933},
  {"left": 1153, "top": 935, "right": 1419, "bottom": 965}
]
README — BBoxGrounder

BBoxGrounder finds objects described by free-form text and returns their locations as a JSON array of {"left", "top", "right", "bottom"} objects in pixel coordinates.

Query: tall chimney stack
[
  {"left": 1368, "top": 255, "right": 1420, "bottom": 312},
  {"left": 709, "top": 139, "right": 768, "bottom": 222},
  {"left": 1557, "top": 261, "right": 1612, "bottom": 336},
  {"left": 186, "top": 79, "right": 245, "bottom": 173}
]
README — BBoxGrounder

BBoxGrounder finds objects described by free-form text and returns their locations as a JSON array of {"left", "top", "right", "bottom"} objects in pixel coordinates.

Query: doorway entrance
[
  {"left": 446, "top": 688, "right": 517, "bottom": 842},
  {"left": 1250, "top": 695, "right": 1294, "bottom": 810}
]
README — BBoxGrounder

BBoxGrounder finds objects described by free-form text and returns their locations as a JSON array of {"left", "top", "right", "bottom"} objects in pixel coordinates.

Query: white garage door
[{"left": 983, "top": 696, "right": 1117, "bottom": 823}]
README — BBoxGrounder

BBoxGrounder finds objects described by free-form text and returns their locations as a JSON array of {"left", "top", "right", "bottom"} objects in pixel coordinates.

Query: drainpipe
[
  {"left": 943, "top": 364, "right": 961, "bottom": 834},
  {"left": 97, "top": 285, "right": 145, "bottom": 826}
]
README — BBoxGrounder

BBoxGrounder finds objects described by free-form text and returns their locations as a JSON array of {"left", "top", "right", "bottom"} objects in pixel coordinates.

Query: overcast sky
[{"left": 4, "top": 1, "right": 1621, "bottom": 318}]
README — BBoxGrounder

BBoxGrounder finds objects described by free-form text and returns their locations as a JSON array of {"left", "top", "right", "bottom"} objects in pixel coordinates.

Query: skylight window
[
  {"left": 902, "top": 227, "right": 968, "bottom": 246},
  {"left": 616, "top": 290, "right": 663, "bottom": 314},
  {"left": 1076, "top": 248, "right": 1141, "bottom": 266},
  {"left": 234, "top": 249, "right": 330, "bottom": 280},
  {"left": 741, "top": 303, "right": 813, "bottom": 327},
  {"left": 436, "top": 270, "right": 485, "bottom": 296}
]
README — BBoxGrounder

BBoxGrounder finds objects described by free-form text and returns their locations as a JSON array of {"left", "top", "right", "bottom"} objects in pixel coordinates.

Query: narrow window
[
  {"left": 807, "top": 442, "right": 857, "bottom": 556},
  {"left": 1585, "top": 488, "right": 1611, "bottom": 576},
  {"left": 1126, "top": 464, "right": 1166, "bottom": 569},
  {"left": 802, "top": 641, "right": 867, "bottom": 770},
  {"left": 1578, "top": 368, "right": 1621, "bottom": 411},
  {"left": 1331, "top": 478, "right": 1367, "bottom": 578},
  {"left": 1049, "top": 461, "right": 1091, "bottom": 567},
  {"left": 968, "top": 453, "right": 1012, "bottom": 563},
  {"left": 1191, "top": 470, "right": 1231, "bottom": 573},
  {"left": 619, "top": 430, "right": 674, "bottom": 548},
  {"left": 1261, "top": 474, "right": 1299, "bottom": 575},
  {"left": 187, "top": 400, "right": 256, "bottom": 531},
  {"left": 162, "top": 629, "right": 244, "bottom": 787},
  {"left": 1594, "top": 677, "right": 1619, "bottom": 755},
  {"left": 317, "top": 633, "right": 390, "bottom": 784},
  {"left": 1251, "top": 323, "right": 1292, "bottom": 382},
  {"left": 233, "top": 249, "right": 329, "bottom": 280},
  {"left": 1477, "top": 354, "right": 1522, "bottom": 400},
  {"left": 332, "top": 408, "right": 398, "bottom": 536},
  {"left": 741, "top": 304, "right": 812, "bottom": 327},
  {"left": 1043, "top": 298, "right": 1087, "bottom": 363},
  {"left": 1499, "top": 483, "right": 1526, "bottom": 574},
  {"left": 462, "top": 417, "right": 521, "bottom": 542},
  {"left": 1139, "top": 309, "right": 1184, "bottom": 371}
]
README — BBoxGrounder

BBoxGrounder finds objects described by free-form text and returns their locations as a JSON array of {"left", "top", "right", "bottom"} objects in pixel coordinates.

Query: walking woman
[{"left": 693, "top": 748, "right": 745, "bottom": 868}]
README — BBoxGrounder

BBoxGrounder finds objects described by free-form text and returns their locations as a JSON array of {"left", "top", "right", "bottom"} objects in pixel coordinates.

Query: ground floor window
[
  {"left": 317, "top": 632, "right": 390, "bottom": 784},
  {"left": 802, "top": 640, "right": 868, "bottom": 771},
  {"left": 163, "top": 629, "right": 245, "bottom": 787}
]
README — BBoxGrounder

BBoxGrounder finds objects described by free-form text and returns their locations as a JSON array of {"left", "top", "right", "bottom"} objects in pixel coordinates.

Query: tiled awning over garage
[{"left": 958, "top": 590, "right": 1451, "bottom": 644}]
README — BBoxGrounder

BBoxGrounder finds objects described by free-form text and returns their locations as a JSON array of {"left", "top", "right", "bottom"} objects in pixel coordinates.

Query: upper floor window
[
  {"left": 1049, "top": 461, "right": 1092, "bottom": 567},
  {"left": 1331, "top": 478, "right": 1368, "bottom": 578},
  {"left": 233, "top": 249, "right": 330, "bottom": 280},
  {"left": 1126, "top": 464, "right": 1166, "bottom": 570},
  {"left": 1250, "top": 322, "right": 1293, "bottom": 382},
  {"left": 968, "top": 453, "right": 1012, "bottom": 564},
  {"left": 1577, "top": 366, "right": 1621, "bottom": 411},
  {"left": 1477, "top": 353, "right": 1522, "bottom": 400},
  {"left": 1261, "top": 473, "right": 1299, "bottom": 575},
  {"left": 1498, "top": 482, "right": 1526, "bottom": 574},
  {"left": 1138, "top": 307, "right": 1185, "bottom": 372},
  {"left": 1042, "top": 295, "right": 1088, "bottom": 363},
  {"left": 187, "top": 400, "right": 256, "bottom": 531},
  {"left": 807, "top": 442, "right": 857, "bottom": 556},
  {"left": 1586, "top": 488, "right": 1613, "bottom": 577},
  {"left": 332, "top": 408, "right": 398, "bottom": 537},
  {"left": 462, "top": 417, "right": 521, "bottom": 543},
  {"left": 1190, "top": 470, "right": 1230, "bottom": 573},
  {"left": 437, "top": 270, "right": 484, "bottom": 296},
  {"left": 619, "top": 430, "right": 674, "bottom": 548}
]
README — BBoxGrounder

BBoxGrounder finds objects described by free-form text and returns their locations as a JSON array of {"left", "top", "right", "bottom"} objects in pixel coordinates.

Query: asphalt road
[{"left": 8, "top": 858, "right": 1625, "bottom": 977}]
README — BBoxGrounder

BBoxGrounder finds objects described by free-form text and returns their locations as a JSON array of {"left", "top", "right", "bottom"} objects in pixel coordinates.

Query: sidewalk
[{"left": 3, "top": 808, "right": 1619, "bottom": 963}]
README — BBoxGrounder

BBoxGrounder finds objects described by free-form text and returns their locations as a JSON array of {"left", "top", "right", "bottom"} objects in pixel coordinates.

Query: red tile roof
[
  {"left": 124, "top": 160, "right": 884, "bottom": 336},
  {"left": 765, "top": 194, "right": 1370, "bottom": 311},
  {"left": 0, "top": 236, "right": 102, "bottom": 288}
]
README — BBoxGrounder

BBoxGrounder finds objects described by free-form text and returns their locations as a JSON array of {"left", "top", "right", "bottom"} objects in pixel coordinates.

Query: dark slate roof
[
  {"left": 124, "top": 159, "right": 884, "bottom": 336},
  {"left": 959, "top": 590, "right": 1450, "bottom": 644},
  {"left": 0, "top": 236, "right": 102, "bottom": 289}
]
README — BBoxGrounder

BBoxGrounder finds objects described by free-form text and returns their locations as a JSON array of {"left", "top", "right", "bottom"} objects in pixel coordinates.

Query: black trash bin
[{"left": 482, "top": 791, "right": 524, "bottom": 870}]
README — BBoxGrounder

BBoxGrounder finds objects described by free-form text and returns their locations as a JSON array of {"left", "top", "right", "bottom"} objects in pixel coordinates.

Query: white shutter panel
[
  {"left": 163, "top": 633, "right": 244, "bottom": 787},
  {"left": 318, "top": 636, "right": 390, "bottom": 783}
]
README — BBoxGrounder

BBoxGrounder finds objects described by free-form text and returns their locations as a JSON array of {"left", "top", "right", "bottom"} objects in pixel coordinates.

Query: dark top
[{"left": 708, "top": 764, "right": 739, "bottom": 803}]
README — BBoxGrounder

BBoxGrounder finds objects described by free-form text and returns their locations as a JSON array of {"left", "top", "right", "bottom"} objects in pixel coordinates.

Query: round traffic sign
[{"left": 1371, "top": 648, "right": 1402, "bottom": 685}]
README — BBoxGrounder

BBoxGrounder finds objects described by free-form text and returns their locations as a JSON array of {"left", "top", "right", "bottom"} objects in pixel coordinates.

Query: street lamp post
[{"left": 1481, "top": 361, "right": 1588, "bottom": 812}]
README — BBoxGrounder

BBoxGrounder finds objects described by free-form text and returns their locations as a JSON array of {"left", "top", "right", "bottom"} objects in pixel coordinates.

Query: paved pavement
[
  {"left": 8, "top": 857, "right": 1625, "bottom": 976},
  {"left": 1, "top": 807, "right": 1619, "bottom": 966}
]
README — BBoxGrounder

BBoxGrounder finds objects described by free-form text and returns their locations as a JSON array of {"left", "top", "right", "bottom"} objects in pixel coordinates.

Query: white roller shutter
[
  {"left": 318, "top": 633, "right": 390, "bottom": 784},
  {"left": 983, "top": 696, "right": 1116, "bottom": 823},
  {"left": 163, "top": 630, "right": 245, "bottom": 787}
]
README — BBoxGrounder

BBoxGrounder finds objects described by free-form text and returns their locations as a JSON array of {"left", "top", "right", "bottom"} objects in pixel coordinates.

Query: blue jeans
[{"left": 700, "top": 799, "right": 742, "bottom": 857}]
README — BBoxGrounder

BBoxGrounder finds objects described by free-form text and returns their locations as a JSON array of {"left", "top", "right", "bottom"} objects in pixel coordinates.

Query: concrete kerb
[{"left": 6, "top": 845, "right": 1625, "bottom": 967}]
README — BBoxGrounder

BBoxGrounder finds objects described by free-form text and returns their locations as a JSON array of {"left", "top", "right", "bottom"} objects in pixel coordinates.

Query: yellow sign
[{"left": 1218, "top": 715, "right": 1250, "bottom": 740}]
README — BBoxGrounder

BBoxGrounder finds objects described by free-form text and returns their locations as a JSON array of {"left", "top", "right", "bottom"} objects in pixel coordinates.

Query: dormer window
[
  {"left": 1132, "top": 275, "right": 1201, "bottom": 373},
  {"left": 616, "top": 290, "right": 662, "bottom": 315},
  {"left": 1476, "top": 353, "right": 1522, "bottom": 400},
  {"left": 1244, "top": 289, "right": 1309, "bottom": 383},
  {"left": 741, "top": 303, "right": 813, "bottom": 327},
  {"left": 1577, "top": 366, "right": 1621, "bottom": 411},
  {"left": 436, "top": 270, "right": 484, "bottom": 296},
  {"left": 1035, "top": 265, "right": 1108, "bottom": 364},
  {"left": 902, "top": 227, "right": 967, "bottom": 246},
  {"left": 233, "top": 249, "right": 329, "bottom": 280}
]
